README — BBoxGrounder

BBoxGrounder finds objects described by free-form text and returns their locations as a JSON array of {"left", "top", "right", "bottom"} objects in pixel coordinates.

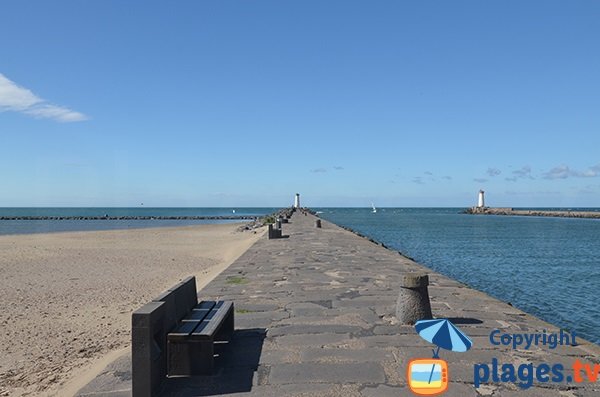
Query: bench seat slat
[
  {"left": 187, "top": 301, "right": 216, "bottom": 320},
  {"left": 171, "top": 320, "right": 201, "bottom": 336},
  {"left": 167, "top": 300, "right": 233, "bottom": 342},
  {"left": 191, "top": 301, "right": 233, "bottom": 338},
  {"left": 169, "top": 301, "right": 216, "bottom": 337},
  {"left": 187, "top": 309, "right": 211, "bottom": 320},
  {"left": 195, "top": 301, "right": 216, "bottom": 311}
]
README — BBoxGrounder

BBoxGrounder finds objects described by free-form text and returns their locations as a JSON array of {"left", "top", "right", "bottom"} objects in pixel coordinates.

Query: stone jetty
[
  {"left": 76, "top": 210, "right": 600, "bottom": 396},
  {"left": 466, "top": 207, "right": 600, "bottom": 219}
]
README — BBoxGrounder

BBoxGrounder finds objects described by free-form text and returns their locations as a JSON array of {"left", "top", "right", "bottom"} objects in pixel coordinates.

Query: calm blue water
[
  {"left": 0, "top": 208, "right": 276, "bottom": 235},
  {"left": 317, "top": 208, "right": 600, "bottom": 345}
]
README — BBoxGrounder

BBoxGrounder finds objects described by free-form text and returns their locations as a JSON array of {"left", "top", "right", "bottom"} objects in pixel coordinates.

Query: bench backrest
[
  {"left": 132, "top": 276, "right": 199, "bottom": 396},
  {"left": 153, "top": 276, "right": 198, "bottom": 330}
]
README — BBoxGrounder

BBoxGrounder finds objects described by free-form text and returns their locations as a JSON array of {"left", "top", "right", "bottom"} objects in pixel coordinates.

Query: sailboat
[{"left": 371, "top": 202, "right": 377, "bottom": 213}]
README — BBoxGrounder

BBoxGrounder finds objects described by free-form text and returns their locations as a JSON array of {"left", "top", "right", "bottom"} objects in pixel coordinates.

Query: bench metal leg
[
  {"left": 167, "top": 339, "right": 214, "bottom": 376},
  {"left": 215, "top": 305, "right": 234, "bottom": 342}
]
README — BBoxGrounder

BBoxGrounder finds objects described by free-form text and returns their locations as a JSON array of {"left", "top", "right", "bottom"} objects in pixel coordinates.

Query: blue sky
[{"left": 1, "top": 1, "right": 599, "bottom": 207}]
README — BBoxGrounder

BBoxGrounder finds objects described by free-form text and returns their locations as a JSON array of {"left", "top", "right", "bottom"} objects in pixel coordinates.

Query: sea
[
  {"left": 315, "top": 207, "right": 600, "bottom": 345},
  {"left": 0, "top": 207, "right": 277, "bottom": 236}
]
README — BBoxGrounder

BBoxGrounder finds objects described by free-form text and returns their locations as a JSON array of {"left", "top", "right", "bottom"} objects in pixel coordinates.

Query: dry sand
[{"left": 0, "top": 223, "right": 265, "bottom": 396}]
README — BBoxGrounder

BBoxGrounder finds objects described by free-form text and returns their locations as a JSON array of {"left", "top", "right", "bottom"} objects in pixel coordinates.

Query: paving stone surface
[{"left": 77, "top": 210, "right": 600, "bottom": 396}]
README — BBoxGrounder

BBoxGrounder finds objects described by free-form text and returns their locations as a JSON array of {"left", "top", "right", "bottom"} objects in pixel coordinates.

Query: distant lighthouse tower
[
  {"left": 294, "top": 193, "right": 300, "bottom": 208},
  {"left": 477, "top": 190, "right": 485, "bottom": 208}
]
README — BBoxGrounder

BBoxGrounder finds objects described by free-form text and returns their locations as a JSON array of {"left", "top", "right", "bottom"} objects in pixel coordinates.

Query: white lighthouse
[
  {"left": 477, "top": 190, "right": 485, "bottom": 208},
  {"left": 294, "top": 193, "right": 300, "bottom": 209}
]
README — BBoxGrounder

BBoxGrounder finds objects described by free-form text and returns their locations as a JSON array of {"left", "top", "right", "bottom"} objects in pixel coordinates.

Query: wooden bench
[
  {"left": 167, "top": 300, "right": 234, "bottom": 376},
  {"left": 132, "top": 276, "right": 234, "bottom": 396}
]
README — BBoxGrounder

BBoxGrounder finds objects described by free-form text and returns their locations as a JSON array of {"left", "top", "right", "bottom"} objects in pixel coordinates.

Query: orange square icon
[{"left": 407, "top": 358, "right": 449, "bottom": 396}]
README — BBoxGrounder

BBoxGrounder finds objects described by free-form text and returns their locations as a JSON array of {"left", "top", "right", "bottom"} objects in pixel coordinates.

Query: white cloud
[
  {"left": 0, "top": 75, "right": 40, "bottom": 110},
  {"left": 506, "top": 190, "right": 560, "bottom": 196},
  {"left": 542, "top": 164, "right": 600, "bottom": 180},
  {"left": 0, "top": 73, "right": 87, "bottom": 122},
  {"left": 582, "top": 164, "right": 600, "bottom": 177},
  {"left": 543, "top": 165, "right": 572, "bottom": 179},
  {"left": 24, "top": 103, "right": 87, "bottom": 122},
  {"left": 512, "top": 165, "right": 534, "bottom": 180},
  {"left": 486, "top": 167, "right": 501, "bottom": 177}
]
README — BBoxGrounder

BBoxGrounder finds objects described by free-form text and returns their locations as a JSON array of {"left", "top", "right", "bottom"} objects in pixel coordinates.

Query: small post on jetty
[
  {"left": 396, "top": 273, "right": 433, "bottom": 324},
  {"left": 294, "top": 193, "right": 300, "bottom": 209},
  {"left": 268, "top": 224, "right": 282, "bottom": 239},
  {"left": 478, "top": 190, "right": 485, "bottom": 208}
]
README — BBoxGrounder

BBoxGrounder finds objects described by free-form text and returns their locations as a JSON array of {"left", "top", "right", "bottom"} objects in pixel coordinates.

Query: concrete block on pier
[
  {"left": 268, "top": 224, "right": 282, "bottom": 239},
  {"left": 396, "top": 273, "right": 432, "bottom": 324}
]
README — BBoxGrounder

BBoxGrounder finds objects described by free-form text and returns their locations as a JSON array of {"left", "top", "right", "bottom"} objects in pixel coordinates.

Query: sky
[{"left": 1, "top": 1, "right": 599, "bottom": 207}]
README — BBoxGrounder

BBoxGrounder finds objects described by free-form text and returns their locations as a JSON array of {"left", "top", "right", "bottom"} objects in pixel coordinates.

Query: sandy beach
[{"left": 0, "top": 223, "right": 265, "bottom": 397}]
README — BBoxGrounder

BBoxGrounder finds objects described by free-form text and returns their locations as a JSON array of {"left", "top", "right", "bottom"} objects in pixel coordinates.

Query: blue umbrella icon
[{"left": 415, "top": 319, "right": 473, "bottom": 383}]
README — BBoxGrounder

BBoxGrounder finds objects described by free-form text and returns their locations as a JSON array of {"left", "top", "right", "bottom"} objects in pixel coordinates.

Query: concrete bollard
[
  {"left": 396, "top": 273, "right": 433, "bottom": 324},
  {"left": 268, "top": 224, "right": 281, "bottom": 239},
  {"left": 276, "top": 218, "right": 282, "bottom": 229},
  {"left": 315, "top": 219, "right": 322, "bottom": 228}
]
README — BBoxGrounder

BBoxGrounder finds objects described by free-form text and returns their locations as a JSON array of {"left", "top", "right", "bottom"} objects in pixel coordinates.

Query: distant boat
[
  {"left": 232, "top": 209, "right": 236, "bottom": 214},
  {"left": 372, "top": 203, "right": 377, "bottom": 213}
]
